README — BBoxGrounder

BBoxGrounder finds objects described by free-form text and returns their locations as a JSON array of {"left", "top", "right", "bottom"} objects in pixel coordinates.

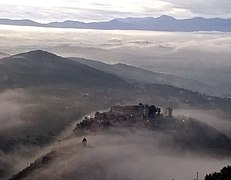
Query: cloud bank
[
  {"left": 26, "top": 130, "right": 230, "bottom": 180},
  {"left": 0, "top": 0, "right": 231, "bottom": 22},
  {"left": 1, "top": 25, "right": 231, "bottom": 96}
]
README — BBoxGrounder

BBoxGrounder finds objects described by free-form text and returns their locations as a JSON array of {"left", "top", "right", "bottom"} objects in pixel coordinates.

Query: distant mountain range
[{"left": 1, "top": 15, "right": 231, "bottom": 31}]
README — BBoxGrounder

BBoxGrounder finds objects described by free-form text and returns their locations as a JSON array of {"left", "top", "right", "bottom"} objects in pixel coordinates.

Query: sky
[{"left": 0, "top": 0, "right": 231, "bottom": 22}]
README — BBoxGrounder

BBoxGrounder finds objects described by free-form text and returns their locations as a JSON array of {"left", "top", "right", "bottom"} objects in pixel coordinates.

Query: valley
[{"left": 0, "top": 50, "right": 230, "bottom": 179}]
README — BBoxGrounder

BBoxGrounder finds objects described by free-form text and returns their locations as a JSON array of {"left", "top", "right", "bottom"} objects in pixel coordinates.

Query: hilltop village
[
  {"left": 74, "top": 103, "right": 175, "bottom": 135},
  {"left": 10, "top": 104, "right": 231, "bottom": 180}
]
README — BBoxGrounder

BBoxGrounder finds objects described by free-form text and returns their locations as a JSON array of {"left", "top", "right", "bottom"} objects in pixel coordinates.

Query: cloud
[
  {"left": 25, "top": 130, "right": 231, "bottom": 180},
  {"left": 0, "top": 89, "right": 40, "bottom": 178},
  {"left": 0, "top": 89, "right": 30, "bottom": 132},
  {"left": 1, "top": 25, "right": 231, "bottom": 95},
  {"left": 0, "top": 0, "right": 231, "bottom": 22},
  {"left": 174, "top": 109, "right": 231, "bottom": 138},
  {"left": 163, "top": 0, "right": 231, "bottom": 18}
]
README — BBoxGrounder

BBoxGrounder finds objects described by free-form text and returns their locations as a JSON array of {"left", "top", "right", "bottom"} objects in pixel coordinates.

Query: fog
[
  {"left": 1, "top": 25, "right": 231, "bottom": 95},
  {"left": 1, "top": 93, "right": 230, "bottom": 179},
  {"left": 175, "top": 109, "right": 231, "bottom": 138},
  {"left": 28, "top": 130, "right": 230, "bottom": 180},
  {"left": 0, "top": 89, "right": 32, "bottom": 133},
  {"left": 0, "top": 89, "right": 39, "bottom": 178},
  {"left": 0, "top": 88, "right": 81, "bottom": 179},
  {"left": 0, "top": 25, "right": 231, "bottom": 179}
]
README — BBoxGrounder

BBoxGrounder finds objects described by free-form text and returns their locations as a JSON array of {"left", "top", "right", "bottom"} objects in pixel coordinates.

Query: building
[
  {"left": 110, "top": 106, "right": 125, "bottom": 116},
  {"left": 111, "top": 104, "right": 145, "bottom": 117},
  {"left": 164, "top": 107, "right": 173, "bottom": 117},
  {"left": 110, "top": 103, "right": 160, "bottom": 119}
]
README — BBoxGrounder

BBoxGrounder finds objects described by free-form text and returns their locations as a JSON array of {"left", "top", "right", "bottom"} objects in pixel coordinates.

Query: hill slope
[
  {"left": 9, "top": 115, "right": 231, "bottom": 180},
  {"left": 69, "top": 57, "right": 220, "bottom": 96},
  {"left": 0, "top": 50, "right": 128, "bottom": 89},
  {"left": 1, "top": 50, "right": 231, "bottom": 180}
]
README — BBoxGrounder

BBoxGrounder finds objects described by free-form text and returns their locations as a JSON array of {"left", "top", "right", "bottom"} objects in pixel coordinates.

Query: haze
[
  {"left": 28, "top": 131, "right": 230, "bottom": 180},
  {"left": 1, "top": 25, "right": 231, "bottom": 96},
  {"left": 0, "top": 21, "right": 231, "bottom": 179}
]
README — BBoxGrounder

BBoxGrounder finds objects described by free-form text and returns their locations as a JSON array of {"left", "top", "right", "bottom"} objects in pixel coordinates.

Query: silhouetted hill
[
  {"left": 70, "top": 57, "right": 220, "bottom": 96},
  {"left": 0, "top": 18, "right": 45, "bottom": 27},
  {"left": 1, "top": 16, "right": 231, "bottom": 31},
  {"left": 0, "top": 52, "right": 9, "bottom": 58},
  {"left": 0, "top": 50, "right": 128, "bottom": 89}
]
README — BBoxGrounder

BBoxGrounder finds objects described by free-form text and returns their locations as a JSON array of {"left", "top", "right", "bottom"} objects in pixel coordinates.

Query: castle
[
  {"left": 110, "top": 103, "right": 172, "bottom": 119},
  {"left": 76, "top": 103, "right": 173, "bottom": 131},
  {"left": 110, "top": 103, "right": 161, "bottom": 119}
]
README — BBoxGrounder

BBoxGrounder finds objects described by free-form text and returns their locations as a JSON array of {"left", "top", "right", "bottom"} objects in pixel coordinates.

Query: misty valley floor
[{"left": 8, "top": 127, "right": 231, "bottom": 180}]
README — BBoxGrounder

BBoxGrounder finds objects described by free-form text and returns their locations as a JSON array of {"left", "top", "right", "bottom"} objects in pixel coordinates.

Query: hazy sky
[{"left": 0, "top": 0, "right": 231, "bottom": 22}]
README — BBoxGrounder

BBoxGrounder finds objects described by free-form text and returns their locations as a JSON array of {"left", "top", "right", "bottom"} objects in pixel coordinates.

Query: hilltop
[
  {"left": 9, "top": 104, "right": 231, "bottom": 180},
  {"left": 1, "top": 50, "right": 231, "bottom": 179},
  {"left": 0, "top": 50, "right": 128, "bottom": 89},
  {"left": 73, "top": 105, "right": 231, "bottom": 155}
]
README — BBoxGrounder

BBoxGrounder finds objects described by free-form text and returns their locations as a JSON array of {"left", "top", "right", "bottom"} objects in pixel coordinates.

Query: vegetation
[
  {"left": 1, "top": 50, "right": 231, "bottom": 179},
  {"left": 205, "top": 166, "right": 231, "bottom": 180}
]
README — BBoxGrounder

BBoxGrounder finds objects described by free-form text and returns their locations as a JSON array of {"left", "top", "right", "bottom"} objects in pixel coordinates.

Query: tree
[{"left": 205, "top": 166, "right": 231, "bottom": 180}]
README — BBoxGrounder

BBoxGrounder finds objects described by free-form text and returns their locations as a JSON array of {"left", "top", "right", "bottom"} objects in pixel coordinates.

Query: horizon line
[{"left": 1, "top": 15, "right": 231, "bottom": 24}]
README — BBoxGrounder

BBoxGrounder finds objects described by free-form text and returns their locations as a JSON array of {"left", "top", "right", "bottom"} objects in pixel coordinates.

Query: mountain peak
[
  {"left": 18, "top": 50, "right": 60, "bottom": 58},
  {"left": 157, "top": 15, "right": 176, "bottom": 20},
  {"left": 1, "top": 16, "right": 231, "bottom": 31},
  {"left": 1, "top": 50, "right": 129, "bottom": 89},
  {"left": 4, "top": 50, "right": 63, "bottom": 63},
  {"left": 191, "top": 17, "right": 206, "bottom": 20},
  {"left": 111, "top": 17, "right": 154, "bottom": 23},
  {"left": 24, "top": 49, "right": 53, "bottom": 55}
]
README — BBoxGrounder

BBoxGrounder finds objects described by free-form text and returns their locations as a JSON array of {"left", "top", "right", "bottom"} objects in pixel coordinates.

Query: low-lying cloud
[
  {"left": 27, "top": 130, "right": 230, "bottom": 180},
  {"left": 1, "top": 26, "right": 231, "bottom": 95},
  {"left": 0, "top": 89, "right": 32, "bottom": 132},
  {"left": 174, "top": 109, "right": 231, "bottom": 138}
]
